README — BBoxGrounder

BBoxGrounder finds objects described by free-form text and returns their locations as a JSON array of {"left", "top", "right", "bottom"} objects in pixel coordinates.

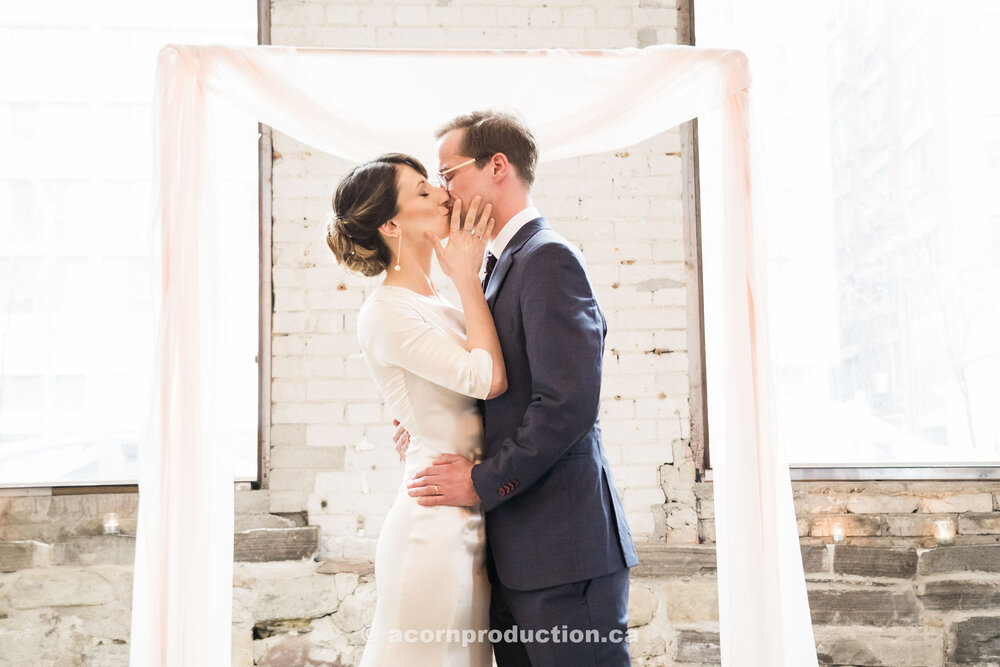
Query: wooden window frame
[{"left": 255, "top": 0, "right": 272, "bottom": 491}]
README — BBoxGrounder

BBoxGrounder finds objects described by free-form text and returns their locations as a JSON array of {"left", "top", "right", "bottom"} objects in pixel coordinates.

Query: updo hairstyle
[{"left": 325, "top": 153, "right": 428, "bottom": 277}]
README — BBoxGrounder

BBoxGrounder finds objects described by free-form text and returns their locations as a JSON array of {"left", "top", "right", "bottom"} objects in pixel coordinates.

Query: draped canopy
[{"left": 133, "top": 44, "right": 816, "bottom": 666}]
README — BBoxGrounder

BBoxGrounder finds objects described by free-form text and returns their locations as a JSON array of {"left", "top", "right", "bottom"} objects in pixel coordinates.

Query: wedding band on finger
[{"left": 434, "top": 484, "right": 441, "bottom": 495}]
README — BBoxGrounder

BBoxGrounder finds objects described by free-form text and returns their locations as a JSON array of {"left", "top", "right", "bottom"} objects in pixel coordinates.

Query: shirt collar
[{"left": 490, "top": 206, "right": 540, "bottom": 259}]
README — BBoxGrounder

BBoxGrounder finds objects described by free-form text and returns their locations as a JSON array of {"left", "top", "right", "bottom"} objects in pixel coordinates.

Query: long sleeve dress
[{"left": 356, "top": 284, "right": 493, "bottom": 667}]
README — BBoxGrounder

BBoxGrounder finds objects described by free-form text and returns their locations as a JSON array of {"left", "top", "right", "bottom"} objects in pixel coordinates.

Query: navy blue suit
[{"left": 470, "top": 217, "right": 638, "bottom": 666}]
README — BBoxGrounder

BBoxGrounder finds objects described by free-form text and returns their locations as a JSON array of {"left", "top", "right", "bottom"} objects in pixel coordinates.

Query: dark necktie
[{"left": 482, "top": 252, "right": 498, "bottom": 292}]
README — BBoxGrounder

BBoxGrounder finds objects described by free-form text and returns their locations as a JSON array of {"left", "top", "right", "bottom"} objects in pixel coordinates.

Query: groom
[{"left": 404, "top": 110, "right": 638, "bottom": 666}]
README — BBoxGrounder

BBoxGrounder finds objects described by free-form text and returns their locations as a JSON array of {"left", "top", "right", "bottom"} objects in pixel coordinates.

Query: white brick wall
[{"left": 268, "top": 0, "right": 688, "bottom": 559}]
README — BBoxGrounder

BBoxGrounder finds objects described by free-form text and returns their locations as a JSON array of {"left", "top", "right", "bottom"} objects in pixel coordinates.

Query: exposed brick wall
[{"left": 266, "top": 0, "right": 690, "bottom": 560}]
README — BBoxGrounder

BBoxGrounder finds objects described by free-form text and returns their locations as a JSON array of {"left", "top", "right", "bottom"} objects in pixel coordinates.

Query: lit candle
[
  {"left": 103, "top": 512, "right": 120, "bottom": 535},
  {"left": 934, "top": 519, "right": 955, "bottom": 546},
  {"left": 831, "top": 520, "right": 845, "bottom": 544}
]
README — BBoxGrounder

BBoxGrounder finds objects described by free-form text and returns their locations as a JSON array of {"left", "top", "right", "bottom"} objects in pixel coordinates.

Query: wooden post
[{"left": 677, "top": 0, "right": 711, "bottom": 475}]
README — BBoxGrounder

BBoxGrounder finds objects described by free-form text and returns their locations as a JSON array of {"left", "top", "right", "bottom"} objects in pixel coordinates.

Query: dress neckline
[{"left": 377, "top": 284, "right": 444, "bottom": 302}]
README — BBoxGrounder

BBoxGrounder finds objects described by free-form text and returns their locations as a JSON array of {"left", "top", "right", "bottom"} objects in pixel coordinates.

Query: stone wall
[
  {"left": 627, "top": 542, "right": 1000, "bottom": 666},
  {"left": 5, "top": 485, "right": 1000, "bottom": 665},
  {"left": 697, "top": 481, "right": 1000, "bottom": 548}
]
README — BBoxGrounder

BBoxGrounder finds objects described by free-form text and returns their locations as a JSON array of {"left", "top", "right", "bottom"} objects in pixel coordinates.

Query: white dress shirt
[{"left": 489, "top": 206, "right": 541, "bottom": 259}]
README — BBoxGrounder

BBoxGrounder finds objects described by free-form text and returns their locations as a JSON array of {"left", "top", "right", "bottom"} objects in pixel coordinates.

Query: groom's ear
[{"left": 489, "top": 153, "right": 511, "bottom": 182}]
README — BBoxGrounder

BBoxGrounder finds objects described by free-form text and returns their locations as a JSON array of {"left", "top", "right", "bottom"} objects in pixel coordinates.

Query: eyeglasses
[{"left": 435, "top": 155, "right": 488, "bottom": 189}]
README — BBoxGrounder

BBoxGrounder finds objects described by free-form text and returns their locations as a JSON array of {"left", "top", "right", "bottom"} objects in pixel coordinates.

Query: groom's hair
[{"left": 436, "top": 110, "right": 538, "bottom": 188}]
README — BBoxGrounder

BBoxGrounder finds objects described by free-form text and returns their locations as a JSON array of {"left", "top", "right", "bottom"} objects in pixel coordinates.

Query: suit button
[{"left": 498, "top": 487, "right": 507, "bottom": 496}]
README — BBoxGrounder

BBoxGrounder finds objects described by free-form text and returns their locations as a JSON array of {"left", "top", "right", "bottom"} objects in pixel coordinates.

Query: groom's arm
[{"left": 469, "top": 241, "right": 605, "bottom": 511}]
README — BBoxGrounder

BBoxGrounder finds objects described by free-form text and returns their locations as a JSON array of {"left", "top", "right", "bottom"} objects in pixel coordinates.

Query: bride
[{"left": 325, "top": 152, "right": 504, "bottom": 666}]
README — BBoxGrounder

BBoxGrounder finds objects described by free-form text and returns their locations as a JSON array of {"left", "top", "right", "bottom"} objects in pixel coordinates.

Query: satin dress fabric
[{"left": 356, "top": 285, "right": 493, "bottom": 667}]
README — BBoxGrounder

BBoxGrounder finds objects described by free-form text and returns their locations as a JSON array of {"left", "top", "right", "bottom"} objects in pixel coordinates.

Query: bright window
[
  {"left": 0, "top": 1, "right": 258, "bottom": 486},
  {"left": 698, "top": 1, "right": 1000, "bottom": 467}
]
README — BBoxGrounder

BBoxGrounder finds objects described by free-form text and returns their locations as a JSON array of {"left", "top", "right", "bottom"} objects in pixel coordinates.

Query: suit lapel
[{"left": 486, "top": 217, "right": 548, "bottom": 308}]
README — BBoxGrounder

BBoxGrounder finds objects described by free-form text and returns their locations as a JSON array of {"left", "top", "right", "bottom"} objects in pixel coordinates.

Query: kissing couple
[{"left": 325, "top": 109, "right": 638, "bottom": 667}]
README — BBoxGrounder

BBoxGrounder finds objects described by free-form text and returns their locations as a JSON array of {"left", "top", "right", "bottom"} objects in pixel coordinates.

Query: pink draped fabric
[{"left": 134, "top": 44, "right": 816, "bottom": 666}]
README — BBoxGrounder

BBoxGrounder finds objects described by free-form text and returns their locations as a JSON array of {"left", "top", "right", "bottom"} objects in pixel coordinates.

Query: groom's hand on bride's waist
[{"left": 407, "top": 454, "right": 481, "bottom": 507}]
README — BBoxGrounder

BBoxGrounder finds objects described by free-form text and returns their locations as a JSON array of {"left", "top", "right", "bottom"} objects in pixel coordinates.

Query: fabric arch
[{"left": 131, "top": 43, "right": 815, "bottom": 666}]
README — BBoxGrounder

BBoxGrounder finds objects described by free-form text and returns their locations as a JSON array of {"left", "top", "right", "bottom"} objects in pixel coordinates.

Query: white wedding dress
[{"left": 356, "top": 284, "right": 493, "bottom": 667}]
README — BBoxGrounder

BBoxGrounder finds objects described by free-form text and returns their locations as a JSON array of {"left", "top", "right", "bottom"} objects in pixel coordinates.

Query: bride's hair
[{"left": 325, "top": 153, "right": 428, "bottom": 277}]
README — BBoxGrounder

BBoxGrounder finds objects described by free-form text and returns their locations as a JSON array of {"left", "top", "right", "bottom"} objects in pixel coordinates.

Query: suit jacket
[{"left": 470, "top": 217, "right": 639, "bottom": 591}]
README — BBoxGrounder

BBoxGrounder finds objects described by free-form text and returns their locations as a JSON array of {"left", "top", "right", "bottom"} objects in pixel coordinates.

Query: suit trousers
[{"left": 490, "top": 567, "right": 632, "bottom": 667}]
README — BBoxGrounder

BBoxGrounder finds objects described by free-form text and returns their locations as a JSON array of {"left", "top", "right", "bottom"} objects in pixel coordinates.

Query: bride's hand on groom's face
[
  {"left": 407, "top": 454, "right": 481, "bottom": 507},
  {"left": 426, "top": 196, "right": 495, "bottom": 285}
]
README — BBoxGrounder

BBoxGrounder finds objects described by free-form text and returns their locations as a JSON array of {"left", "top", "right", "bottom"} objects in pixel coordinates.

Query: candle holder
[
  {"left": 934, "top": 519, "right": 956, "bottom": 546},
  {"left": 103, "top": 512, "right": 120, "bottom": 535},
  {"left": 830, "top": 520, "right": 845, "bottom": 544}
]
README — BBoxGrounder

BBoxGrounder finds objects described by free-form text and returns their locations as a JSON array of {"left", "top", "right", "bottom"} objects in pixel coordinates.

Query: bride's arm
[
  {"left": 429, "top": 196, "right": 507, "bottom": 399},
  {"left": 452, "top": 271, "right": 507, "bottom": 399},
  {"left": 362, "top": 302, "right": 495, "bottom": 400}
]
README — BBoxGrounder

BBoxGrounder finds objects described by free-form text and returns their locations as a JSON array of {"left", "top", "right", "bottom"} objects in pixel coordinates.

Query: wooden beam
[
  {"left": 317, "top": 559, "right": 376, "bottom": 576},
  {"left": 631, "top": 544, "right": 718, "bottom": 577},
  {"left": 677, "top": 0, "right": 711, "bottom": 474},
  {"left": 234, "top": 526, "right": 319, "bottom": 562},
  {"left": 256, "top": 0, "right": 273, "bottom": 491}
]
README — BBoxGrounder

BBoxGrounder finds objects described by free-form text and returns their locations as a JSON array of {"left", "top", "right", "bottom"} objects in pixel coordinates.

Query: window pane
[
  {"left": 698, "top": 1, "right": 1000, "bottom": 466},
  {"left": 0, "top": 3, "right": 258, "bottom": 487}
]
